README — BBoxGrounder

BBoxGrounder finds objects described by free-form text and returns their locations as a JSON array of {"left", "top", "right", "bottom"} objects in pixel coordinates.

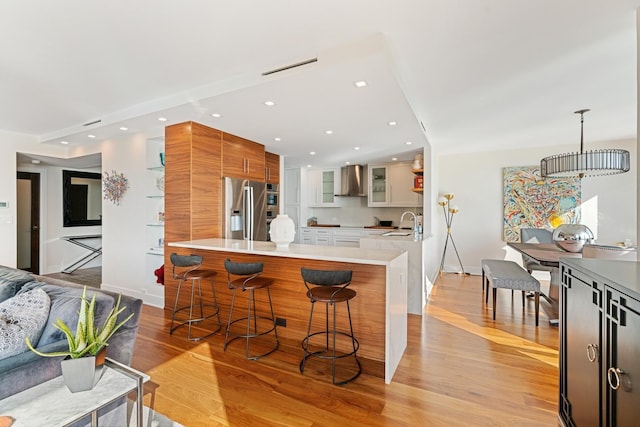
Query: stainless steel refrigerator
[{"left": 224, "top": 177, "right": 267, "bottom": 241}]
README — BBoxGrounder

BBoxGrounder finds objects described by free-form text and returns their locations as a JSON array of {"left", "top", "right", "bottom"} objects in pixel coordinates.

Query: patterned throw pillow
[{"left": 0, "top": 288, "right": 51, "bottom": 360}]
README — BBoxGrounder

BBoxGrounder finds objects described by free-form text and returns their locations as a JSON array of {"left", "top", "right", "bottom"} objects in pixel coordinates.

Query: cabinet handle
[
  {"left": 586, "top": 343, "right": 598, "bottom": 362},
  {"left": 607, "top": 367, "right": 632, "bottom": 391}
]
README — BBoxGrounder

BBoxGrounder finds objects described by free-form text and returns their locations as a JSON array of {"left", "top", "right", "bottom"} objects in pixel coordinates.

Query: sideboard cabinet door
[
  {"left": 606, "top": 288, "right": 640, "bottom": 426},
  {"left": 560, "top": 266, "right": 603, "bottom": 426}
]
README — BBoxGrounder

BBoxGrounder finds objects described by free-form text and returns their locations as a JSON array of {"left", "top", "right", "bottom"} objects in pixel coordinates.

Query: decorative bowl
[{"left": 552, "top": 224, "right": 594, "bottom": 253}]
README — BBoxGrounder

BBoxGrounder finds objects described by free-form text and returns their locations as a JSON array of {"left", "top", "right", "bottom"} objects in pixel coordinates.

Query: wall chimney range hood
[{"left": 335, "top": 164, "right": 366, "bottom": 197}]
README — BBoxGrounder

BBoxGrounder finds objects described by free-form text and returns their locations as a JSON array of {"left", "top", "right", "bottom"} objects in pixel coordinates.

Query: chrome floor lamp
[{"left": 438, "top": 194, "right": 466, "bottom": 275}]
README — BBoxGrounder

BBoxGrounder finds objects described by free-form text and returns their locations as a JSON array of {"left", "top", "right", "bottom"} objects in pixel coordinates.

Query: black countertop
[{"left": 562, "top": 258, "right": 640, "bottom": 300}]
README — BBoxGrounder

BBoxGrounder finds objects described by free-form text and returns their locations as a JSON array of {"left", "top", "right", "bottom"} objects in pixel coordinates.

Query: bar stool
[
  {"left": 169, "top": 253, "right": 221, "bottom": 341},
  {"left": 223, "top": 259, "right": 279, "bottom": 360},
  {"left": 299, "top": 267, "right": 361, "bottom": 385}
]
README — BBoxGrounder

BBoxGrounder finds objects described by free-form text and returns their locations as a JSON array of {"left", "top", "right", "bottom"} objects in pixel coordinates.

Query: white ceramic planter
[{"left": 60, "top": 350, "right": 106, "bottom": 393}]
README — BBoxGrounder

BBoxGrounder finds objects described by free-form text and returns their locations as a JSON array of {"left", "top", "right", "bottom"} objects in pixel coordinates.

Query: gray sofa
[{"left": 0, "top": 265, "right": 143, "bottom": 424}]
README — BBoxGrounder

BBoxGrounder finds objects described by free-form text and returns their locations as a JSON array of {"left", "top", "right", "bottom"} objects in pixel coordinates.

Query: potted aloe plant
[{"left": 25, "top": 287, "right": 134, "bottom": 392}]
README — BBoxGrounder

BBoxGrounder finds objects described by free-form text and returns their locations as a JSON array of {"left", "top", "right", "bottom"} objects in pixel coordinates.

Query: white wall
[
  {"left": 437, "top": 138, "right": 637, "bottom": 275},
  {"left": 1, "top": 130, "right": 164, "bottom": 307},
  {"left": 16, "top": 162, "right": 103, "bottom": 274},
  {"left": 70, "top": 134, "right": 165, "bottom": 307},
  {"left": 0, "top": 130, "right": 71, "bottom": 267}
]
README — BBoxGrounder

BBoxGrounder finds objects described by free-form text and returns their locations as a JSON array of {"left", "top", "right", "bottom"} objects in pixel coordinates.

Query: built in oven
[{"left": 266, "top": 183, "right": 279, "bottom": 210}]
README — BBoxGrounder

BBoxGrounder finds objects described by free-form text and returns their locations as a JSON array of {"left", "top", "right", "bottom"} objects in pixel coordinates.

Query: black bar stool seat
[
  {"left": 169, "top": 253, "right": 221, "bottom": 341},
  {"left": 300, "top": 267, "right": 361, "bottom": 385},
  {"left": 224, "top": 259, "right": 279, "bottom": 360}
]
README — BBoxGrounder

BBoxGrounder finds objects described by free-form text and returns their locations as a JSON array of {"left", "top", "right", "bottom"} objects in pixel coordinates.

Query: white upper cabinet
[
  {"left": 368, "top": 162, "right": 422, "bottom": 207},
  {"left": 306, "top": 168, "right": 340, "bottom": 207}
]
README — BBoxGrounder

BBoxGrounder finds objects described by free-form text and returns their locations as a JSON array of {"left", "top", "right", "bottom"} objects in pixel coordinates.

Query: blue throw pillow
[
  {"left": 17, "top": 283, "right": 115, "bottom": 348},
  {"left": 0, "top": 266, "right": 34, "bottom": 303}
]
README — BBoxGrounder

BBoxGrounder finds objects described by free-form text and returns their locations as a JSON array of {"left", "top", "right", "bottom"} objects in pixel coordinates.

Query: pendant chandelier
[{"left": 540, "top": 109, "right": 630, "bottom": 178}]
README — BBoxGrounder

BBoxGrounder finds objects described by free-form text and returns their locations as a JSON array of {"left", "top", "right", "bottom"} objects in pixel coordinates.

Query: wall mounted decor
[
  {"left": 102, "top": 170, "right": 129, "bottom": 205},
  {"left": 503, "top": 166, "right": 581, "bottom": 242}
]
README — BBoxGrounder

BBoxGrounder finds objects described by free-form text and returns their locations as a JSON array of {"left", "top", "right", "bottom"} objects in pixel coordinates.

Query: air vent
[
  {"left": 262, "top": 58, "right": 318, "bottom": 76},
  {"left": 83, "top": 119, "right": 102, "bottom": 127}
]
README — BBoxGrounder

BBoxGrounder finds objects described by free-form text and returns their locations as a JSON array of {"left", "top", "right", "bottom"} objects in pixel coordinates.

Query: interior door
[{"left": 16, "top": 171, "right": 40, "bottom": 273}]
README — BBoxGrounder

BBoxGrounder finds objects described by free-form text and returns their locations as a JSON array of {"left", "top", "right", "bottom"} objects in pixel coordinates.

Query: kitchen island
[{"left": 168, "top": 238, "right": 408, "bottom": 383}]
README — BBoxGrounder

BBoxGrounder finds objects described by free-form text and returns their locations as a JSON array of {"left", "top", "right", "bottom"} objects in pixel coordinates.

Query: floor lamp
[{"left": 438, "top": 194, "right": 466, "bottom": 275}]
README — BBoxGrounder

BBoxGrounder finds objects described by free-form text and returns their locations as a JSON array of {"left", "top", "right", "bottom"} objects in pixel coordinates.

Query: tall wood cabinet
[
  {"left": 560, "top": 258, "right": 640, "bottom": 426},
  {"left": 265, "top": 151, "right": 280, "bottom": 183}
]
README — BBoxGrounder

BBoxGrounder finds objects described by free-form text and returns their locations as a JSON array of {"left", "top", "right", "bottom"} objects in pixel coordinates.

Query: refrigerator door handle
[{"left": 244, "top": 185, "right": 254, "bottom": 240}]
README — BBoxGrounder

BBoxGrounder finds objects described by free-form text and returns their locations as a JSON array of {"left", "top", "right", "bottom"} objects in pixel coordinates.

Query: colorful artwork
[
  {"left": 503, "top": 166, "right": 581, "bottom": 242},
  {"left": 102, "top": 170, "right": 129, "bottom": 205}
]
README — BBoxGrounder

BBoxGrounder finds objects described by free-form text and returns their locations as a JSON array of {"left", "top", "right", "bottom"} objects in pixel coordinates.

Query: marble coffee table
[{"left": 0, "top": 358, "right": 148, "bottom": 426}]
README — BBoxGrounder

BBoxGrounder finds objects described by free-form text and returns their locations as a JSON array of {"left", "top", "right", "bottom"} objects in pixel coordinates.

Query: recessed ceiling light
[
  {"left": 211, "top": 113, "right": 222, "bottom": 118},
  {"left": 392, "top": 157, "right": 398, "bottom": 161},
  {"left": 274, "top": 137, "right": 281, "bottom": 141},
  {"left": 354, "top": 80, "right": 367, "bottom": 88},
  {"left": 405, "top": 141, "right": 412, "bottom": 145},
  {"left": 388, "top": 121, "right": 397, "bottom": 126},
  {"left": 309, "top": 151, "right": 316, "bottom": 155},
  {"left": 306, "top": 164, "right": 312, "bottom": 168},
  {"left": 60, "top": 141, "right": 69, "bottom": 145},
  {"left": 345, "top": 161, "right": 351, "bottom": 165},
  {"left": 87, "top": 134, "right": 96, "bottom": 139},
  {"left": 325, "top": 130, "right": 333, "bottom": 135},
  {"left": 353, "top": 147, "right": 360, "bottom": 151},
  {"left": 31, "top": 159, "right": 41, "bottom": 164},
  {"left": 158, "top": 117, "right": 167, "bottom": 122},
  {"left": 119, "top": 127, "right": 128, "bottom": 131},
  {"left": 264, "top": 101, "right": 276, "bottom": 107}
]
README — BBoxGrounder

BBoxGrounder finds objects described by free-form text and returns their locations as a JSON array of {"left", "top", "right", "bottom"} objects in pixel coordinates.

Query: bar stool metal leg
[
  {"left": 169, "top": 253, "right": 221, "bottom": 341},
  {"left": 299, "top": 267, "right": 361, "bottom": 385},
  {"left": 224, "top": 259, "right": 279, "bottom": 360}
]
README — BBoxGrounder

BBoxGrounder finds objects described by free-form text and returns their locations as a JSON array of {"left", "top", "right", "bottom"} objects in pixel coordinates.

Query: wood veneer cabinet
[
  {"left": 222, "top": 132, "right": 265, "bottom": 180},
  {"left": 164, "top": 121, "right": 223, "bottom": 308},
  {"left": 560, "top": 258, "right": 640, "bottom": 426},
  {"left": 264, "top": 151, "right": 279, "bottom": 183}
]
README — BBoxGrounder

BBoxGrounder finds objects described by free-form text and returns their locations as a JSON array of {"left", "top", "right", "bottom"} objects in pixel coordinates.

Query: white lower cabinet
[
  {"left": 300, "top": 228, "right": 334, "bottom": 245},
  {"left": 301, "top": 227, "right": 385, "bottom": 246}
]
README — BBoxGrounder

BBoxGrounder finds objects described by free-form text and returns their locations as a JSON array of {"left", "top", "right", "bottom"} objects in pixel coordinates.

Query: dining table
[{"left": 507, "top": 242, "right": 582, "bottom": 325}]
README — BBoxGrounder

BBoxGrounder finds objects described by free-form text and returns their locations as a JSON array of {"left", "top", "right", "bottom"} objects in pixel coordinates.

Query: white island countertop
[{"left": 169, "top": 238, "right": 405, "bottom": 265}]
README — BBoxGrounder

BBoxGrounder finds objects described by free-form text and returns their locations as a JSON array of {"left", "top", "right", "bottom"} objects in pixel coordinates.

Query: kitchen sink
[{"left": 382, "top": 232, "right": 412, "bottom": 236}]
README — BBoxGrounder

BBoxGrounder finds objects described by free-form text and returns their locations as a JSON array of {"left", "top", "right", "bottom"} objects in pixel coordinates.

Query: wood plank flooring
[{"left": 131, "top": 272, "right": 559, "bottom": 426}]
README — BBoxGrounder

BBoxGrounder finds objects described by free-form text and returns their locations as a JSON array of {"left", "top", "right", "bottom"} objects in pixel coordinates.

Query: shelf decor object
[
  {"left": 540, "top": 109, "right": 630, "bottom": 178},
  {"left": 269, "top": 214, "right": 296, "bottom": 248},
  {"left": 438, "top": 193, "right": 466, "bottom": 275},
  {"left": 103, "top": 170, "right": 129, "bottom": 205}
]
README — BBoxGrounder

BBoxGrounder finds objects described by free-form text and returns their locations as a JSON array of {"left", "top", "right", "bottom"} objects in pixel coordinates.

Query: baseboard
[{"left": 101, "top": 283, "right": 165, "bottom": 308}]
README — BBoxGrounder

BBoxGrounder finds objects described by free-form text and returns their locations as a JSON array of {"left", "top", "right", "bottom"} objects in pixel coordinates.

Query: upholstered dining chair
[{"left": 519, "top": 228, "right": 555, "bottom": 275}]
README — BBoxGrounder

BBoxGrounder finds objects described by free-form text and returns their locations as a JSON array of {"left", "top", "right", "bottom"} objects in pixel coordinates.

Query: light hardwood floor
[{"left": 131, "top": 273, "right": 559, "bottom": 426}]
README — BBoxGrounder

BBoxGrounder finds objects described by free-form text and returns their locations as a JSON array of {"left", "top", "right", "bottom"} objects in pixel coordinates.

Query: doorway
[{"left": 17, "top": 171, "right": 40, "bottom": 273}]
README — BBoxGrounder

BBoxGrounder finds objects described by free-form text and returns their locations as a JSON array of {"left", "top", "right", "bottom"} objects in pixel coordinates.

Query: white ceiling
[{"left": 3, "top": 0, "right": 639, "bottom": 169}]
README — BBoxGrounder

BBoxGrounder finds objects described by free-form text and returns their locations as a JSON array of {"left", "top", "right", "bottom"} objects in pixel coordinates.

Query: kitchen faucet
[{"left": 400, "top": 211, "right": 417, "bottom": 230}]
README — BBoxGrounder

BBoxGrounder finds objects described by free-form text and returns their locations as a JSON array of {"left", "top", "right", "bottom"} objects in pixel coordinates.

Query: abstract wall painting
[{"left": 503, "top": 166, "right": 581, "bottom": 242}]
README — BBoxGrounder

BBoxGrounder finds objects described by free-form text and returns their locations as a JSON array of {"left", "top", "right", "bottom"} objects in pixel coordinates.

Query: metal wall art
[{"left": 102, "top": 170, "right": 129, "bottom": 205}]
